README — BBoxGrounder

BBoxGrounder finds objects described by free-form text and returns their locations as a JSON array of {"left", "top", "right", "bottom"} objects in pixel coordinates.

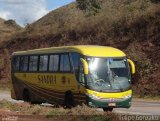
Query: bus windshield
[{"left": 86, "top": 57, "right": 131, "bottom": 92}]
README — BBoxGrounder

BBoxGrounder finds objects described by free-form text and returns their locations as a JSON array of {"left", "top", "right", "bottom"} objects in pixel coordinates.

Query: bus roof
[{"left": 12, "top": 45, "right": 126, "bottom": 57}]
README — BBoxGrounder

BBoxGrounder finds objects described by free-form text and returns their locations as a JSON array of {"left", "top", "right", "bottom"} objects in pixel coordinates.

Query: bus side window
[
  {"left": 12, "top": 56, "right": 20, "bottom": 72},
  {"left": 39, "top": 55, "right": 48, "bottom": 72},
  {"left": 20, "top": 56, "right": 28, "bottom": 72},
  {"left": 29, "top": 56, "right": 38, "bottom": 72},
  {"left": 70, "top": 53, "right": 81, "bottom": 81},
  {"left": 49, "top": 55, "right": 59, "bottom": 72},
  {"left": 60, "top": 54, "right": 71, "bottom": 72}
]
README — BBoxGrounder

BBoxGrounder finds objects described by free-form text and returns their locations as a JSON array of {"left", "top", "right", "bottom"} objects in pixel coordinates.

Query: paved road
[
  {"left": 113, "top": 100, "right": 160, "bottom": 115},
  {"left": 0, "top": 90, "right": 160, "bottom": 115}
]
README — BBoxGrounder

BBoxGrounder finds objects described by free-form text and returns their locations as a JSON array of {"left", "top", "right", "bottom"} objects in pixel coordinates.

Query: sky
[{"left": 0, "top": 0, "right": 75, "bottom": 26}]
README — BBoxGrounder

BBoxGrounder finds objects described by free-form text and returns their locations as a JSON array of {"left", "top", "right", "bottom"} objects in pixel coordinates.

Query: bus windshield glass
[{"left": 86, "top": 57, "right": 131, "bottom": 92}]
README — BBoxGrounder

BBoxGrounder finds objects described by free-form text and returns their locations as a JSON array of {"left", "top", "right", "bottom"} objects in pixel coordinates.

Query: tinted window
[
  {"left": 79, "top": 65, "right": 85, "bottom": 85},
  {"left": 71, "top": 53, "right": 81, "bottom": 81},
  {"left": 39, "top": 55, "right": 48, "bottom": 71},
  {"left": 12, "top": 56, "right": 20, "bottom": 71},
  {"left": 29, "top": 56, "right": 38, "bottom": 71},
  {"left": 60, "top": 54, "right": 71, "bottom": 72},
  {"left": 20, "top": 56, "right": 28, "bottom": 71},
  {"left": 71, "top": 53, "right": 81, "bottom": 72},
  {"left": 49, "top": 55, "right": 59, "bottom": 71}
]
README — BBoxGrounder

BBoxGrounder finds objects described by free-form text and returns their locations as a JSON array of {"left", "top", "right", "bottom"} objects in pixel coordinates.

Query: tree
[{"left": 76, "top": 0, "right": 101, "bottom": 16}]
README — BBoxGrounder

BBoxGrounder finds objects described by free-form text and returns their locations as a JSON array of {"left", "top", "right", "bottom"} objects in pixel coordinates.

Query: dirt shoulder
[{"left": 133, "top": 97, "right": 160, "bottom": 103}]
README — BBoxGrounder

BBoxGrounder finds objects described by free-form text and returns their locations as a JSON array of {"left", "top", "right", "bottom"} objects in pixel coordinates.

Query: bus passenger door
[
  {"left": 59, "top": 54, "right": 77, "bottom": 92},
  {"left": 70, "top": 52, "right": 86, "bottom": 93}
]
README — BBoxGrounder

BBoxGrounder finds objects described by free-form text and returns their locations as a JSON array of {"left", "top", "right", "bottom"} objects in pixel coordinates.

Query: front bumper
[{"left": 87, "top": 96, "right": 132, "bottom": 108}]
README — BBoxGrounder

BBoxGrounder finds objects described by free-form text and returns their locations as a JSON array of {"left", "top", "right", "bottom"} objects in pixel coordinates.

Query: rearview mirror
[
  {"left": 80, "top": 58, "right": 89, "bottom": 75},
  {"left": 127, "top": 59, "right": 135, "bottom": 74}
]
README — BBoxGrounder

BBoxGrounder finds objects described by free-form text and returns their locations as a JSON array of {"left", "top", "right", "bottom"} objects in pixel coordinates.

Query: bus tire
[
  {"left": 103, "top": 107, "right": 113, "bottom": 112},
  {"left": 30, "top": 101, "right": 42, "bottom": 105},
  {"left": 23, "top": 89, "right": 30, "bottom": 102},
  {"left": 64, "top": 91, "right": 74, "bottom": 108}
]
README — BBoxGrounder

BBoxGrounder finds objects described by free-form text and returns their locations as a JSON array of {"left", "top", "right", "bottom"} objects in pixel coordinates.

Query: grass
[{"left": 0, "top": 100, "right": 120, "bottom": 121}]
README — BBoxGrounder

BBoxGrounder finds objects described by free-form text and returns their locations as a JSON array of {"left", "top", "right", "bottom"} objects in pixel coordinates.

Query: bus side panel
[
  {"left": 11, "top": 73, "right": 16, "bottom": 99},
  {"left": 11, "top": 73, "right": 45, "bottom": 103},
  {"left": 11, "top": 73, "right": 25, "bottom": 100},
  {"left": 13, "top": 72, "right": 87, "bottom": 105}
]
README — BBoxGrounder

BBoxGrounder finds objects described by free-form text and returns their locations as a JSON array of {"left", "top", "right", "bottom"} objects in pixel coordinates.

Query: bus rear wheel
[
  {"left": 64, "top": 91, "right": 74, "bottom": 108},
  {"left": 103, "top": 107, "right": 113, "bottom": 112},
  {"left": 23, "top": 89, "right": 30, "bottom": 102}
]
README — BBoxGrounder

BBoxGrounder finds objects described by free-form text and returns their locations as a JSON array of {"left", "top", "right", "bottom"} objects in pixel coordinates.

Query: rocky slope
[{"left": 0, "top": 0, "right": 160, "bottom": 97}]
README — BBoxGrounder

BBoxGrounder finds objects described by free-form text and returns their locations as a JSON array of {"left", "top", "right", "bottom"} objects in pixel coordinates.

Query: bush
[
  {"left": 76, "top": 0, "right": 101, "bottom": 15},
  {"left": 4, "top": 19, "right": 16, "bottom": 26}
]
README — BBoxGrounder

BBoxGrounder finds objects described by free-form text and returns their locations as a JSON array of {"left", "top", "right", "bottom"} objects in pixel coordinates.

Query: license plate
[{"left": 108, "top": 103, "right": 116, "bottom": 107}]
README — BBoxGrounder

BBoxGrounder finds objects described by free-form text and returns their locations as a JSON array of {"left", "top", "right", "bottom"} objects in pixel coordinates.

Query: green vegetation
[
  {"left": 76, "top": 0, "right": 101, "bottom": 15},
  {"left": 4, "top": 19, "right": 16, "bottom": 26}
]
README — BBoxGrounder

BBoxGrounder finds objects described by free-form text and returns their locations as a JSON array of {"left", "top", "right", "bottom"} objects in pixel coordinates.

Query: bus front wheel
[{"left": 103, "top": 107, "right": 113, "bottom": 112}]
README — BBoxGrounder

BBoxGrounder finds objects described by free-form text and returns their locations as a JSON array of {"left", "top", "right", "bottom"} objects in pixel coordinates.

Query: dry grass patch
[{"left": 0, "top": 100, "right": 120, "bottom": 121}]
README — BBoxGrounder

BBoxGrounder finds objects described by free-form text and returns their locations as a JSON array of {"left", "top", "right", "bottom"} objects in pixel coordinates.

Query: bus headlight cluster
[
  {"left": 87, "top": 94, "right": 100, "bottom": 100},
  {"left": 123, "top": 94, "right": 131, "bottom": 99}
]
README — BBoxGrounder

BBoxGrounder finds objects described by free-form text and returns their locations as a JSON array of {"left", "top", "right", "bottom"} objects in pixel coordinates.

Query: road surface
[{"left": 0, "top": 90, "right": 160, "bottom": 115}]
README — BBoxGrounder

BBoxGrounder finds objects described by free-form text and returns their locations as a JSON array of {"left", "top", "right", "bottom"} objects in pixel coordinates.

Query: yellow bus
[{"left": 11, "top": 45, "right": 135, "bottom": 111}]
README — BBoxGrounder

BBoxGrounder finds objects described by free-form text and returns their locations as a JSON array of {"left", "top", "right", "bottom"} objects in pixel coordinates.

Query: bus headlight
[
  {"left": 123, "top": 94, "right": 131, "bottom": 99},
  {"left": 87, "top": 94, "right": 100, "bottom": 100}
]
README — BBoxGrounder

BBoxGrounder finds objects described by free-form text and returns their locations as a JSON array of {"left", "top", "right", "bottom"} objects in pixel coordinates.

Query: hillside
[
  {"left": 0, "top": 0, "right": 160, "bottom": 97},
  {"left": 0, "top": 18, "right": 22, "bottom": 85},
  {"left": 0, "top": 18, "right": 22, "bottom": 46}
]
